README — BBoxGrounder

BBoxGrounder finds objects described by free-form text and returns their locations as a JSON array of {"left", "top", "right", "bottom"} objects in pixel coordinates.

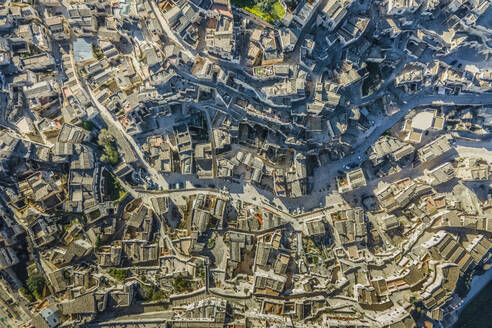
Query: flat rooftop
[{"left": 412, "top": 111, "right": 434, "bottom": 130}]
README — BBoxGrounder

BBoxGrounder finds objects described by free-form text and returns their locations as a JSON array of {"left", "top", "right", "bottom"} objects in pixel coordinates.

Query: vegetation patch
[
  {"left": 91, "top": 43, "right": 104, "bottom": 60},
  {"left": 173, "top": 274, "right": 192, "bottom": 293},
  {"left": 98, "top": 129, "right": 120, "bottom": 166},
  {"left": 80, "top": 121, "right": 96, "bottom": 131},
  {"left": 108, "top": 268, "right": 128, "bottom": 281},
  {"left": 20, "top": 287, "right": 34, "bottom": 302},
  {"left": 104, "top": 171, "right": 126, "bottom": 201},
  {"left": 142, "top": 285, "right": 166, "bottom": 302},
  {"left": 25, "top": 274, "right": 45, "bottom": 300},
  {"left": 231, "top": 0, "right": 285, "bottom": 23}
]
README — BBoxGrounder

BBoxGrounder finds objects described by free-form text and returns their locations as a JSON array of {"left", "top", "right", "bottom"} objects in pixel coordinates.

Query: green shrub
[
  {"left": 19, "top": 287, "right": 34, "bottom": 302},
  {"left": 97, "top": 129, "right": 120, "bottom": 166},
  {"left": 231, "top": 0, "right": 285, "bottom": 22},
  {"left": 142, "top": 285, "right": 165, "bottom": 302},
  {"left": 26, "top": 274, "right": 45, "bottom": 299},
  {"left": 81, "top": 121, "right": 95, "bottom": 131},
  {"left": 173, "top": 274, "right": 192, "bottom": 293},
  {"left": 108, "top": 268, "right": 127, "bottom": 281},
  {"left": 151, "top": 289, "right": 165, "bottom": 301}
]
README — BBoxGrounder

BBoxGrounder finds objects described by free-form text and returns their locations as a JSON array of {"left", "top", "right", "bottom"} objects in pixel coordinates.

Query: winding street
[
  {"left": 69, "top": 0, "right": 492, "bottom": 216},
  {"left": 69, "top": 46, "right": 169, "bottom": 194},
  {"left": 308, "top": 92, "right": 492, "bottom": 204},
  {"left": 69, "top": 35, "right": 492, "bottom": 216},
  {"left": 147, "top": 0, "right": 195, "bottom": 60},
  {"left": 82, "top": 79, "right": 492, "bottom": 217}
]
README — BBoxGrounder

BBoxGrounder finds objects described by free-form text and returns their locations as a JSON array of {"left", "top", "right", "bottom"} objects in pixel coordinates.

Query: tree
[
  {"left": 142, "top": 284, "right": 165, "bottom": 302},
  {"left": 108, "top": 268, "right": 127, "bottom": 281},
  {"left": 100, "top": 154, "right": 109, "bottom": 163},
  {"left": 91, "top": 43, "right": 104, "bottom": 60},
  {"left": 104, "top": 143, "right": 119, "bottom": 165},
  {"left": 142, "top": 285, "right": 154, "bottom": 300},
  {"left": 26, "top": 274, "right": 45, "bottom": 300},
  {"left": 151, "top": 289, "right": 165, "bottom": 301},
  {"left": 97, "top": 129, "right": 115, "bottom": 146},
  {"left": 97, "top": 129, "right": 120, "bottom": 166},
  {"left": 81, "top": 121, "right": 95, "bottom": 131},
  {"left": 19, "top": 287, "right": 34, "bottom": 302},
  {"left": 173, "top": 274, "right": 191, "bottom": 293},
  {"left": 258, "top": 0, "right": 275, "bottom": 12}
]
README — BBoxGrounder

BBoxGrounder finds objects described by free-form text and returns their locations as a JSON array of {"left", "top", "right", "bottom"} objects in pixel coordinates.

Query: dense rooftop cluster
[{"left": 0, "top": 0, "right": 492, "bottom": 327}]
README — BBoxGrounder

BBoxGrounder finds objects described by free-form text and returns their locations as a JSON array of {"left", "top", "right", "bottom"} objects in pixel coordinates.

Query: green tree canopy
[
  {"left": 97, "top": 129, "right": 120, "bottom": 165},
  {"left": 97, "top": 129, "right": 115, "bottom": 146},
  {"left": 173, "top": 274, "right": 192, "bottom": 293},
  {"left": 26, "top": 274, "right": 45, "bottom": 299},
  {"left": 258, "top": 0, "right": 275, "bottom": 12}
]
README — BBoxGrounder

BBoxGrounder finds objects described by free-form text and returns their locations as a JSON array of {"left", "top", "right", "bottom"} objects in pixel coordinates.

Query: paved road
[
  {"left": 69, "top": 48, "right": 169, "bottom": 193},
  {"left": 70, "top": 43, "right": 492, "bottom": 215},
  {"left": 307, "top": 92, "right": 492, "bottom": 207},
  {"left": 455, "top": 139, "right": 492, "bottom": 162},
  {"left": 147, "top": 0, "right": 195, "bottom": 59},
  {"left": 117, "top": 86, "right": 492, "bottom": 217},
  {"left": 69, "top": 15, "right": 492, "bottom": 216},
  {"left": 172, "top": 64, "right": 290, "bottom": 111}
]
